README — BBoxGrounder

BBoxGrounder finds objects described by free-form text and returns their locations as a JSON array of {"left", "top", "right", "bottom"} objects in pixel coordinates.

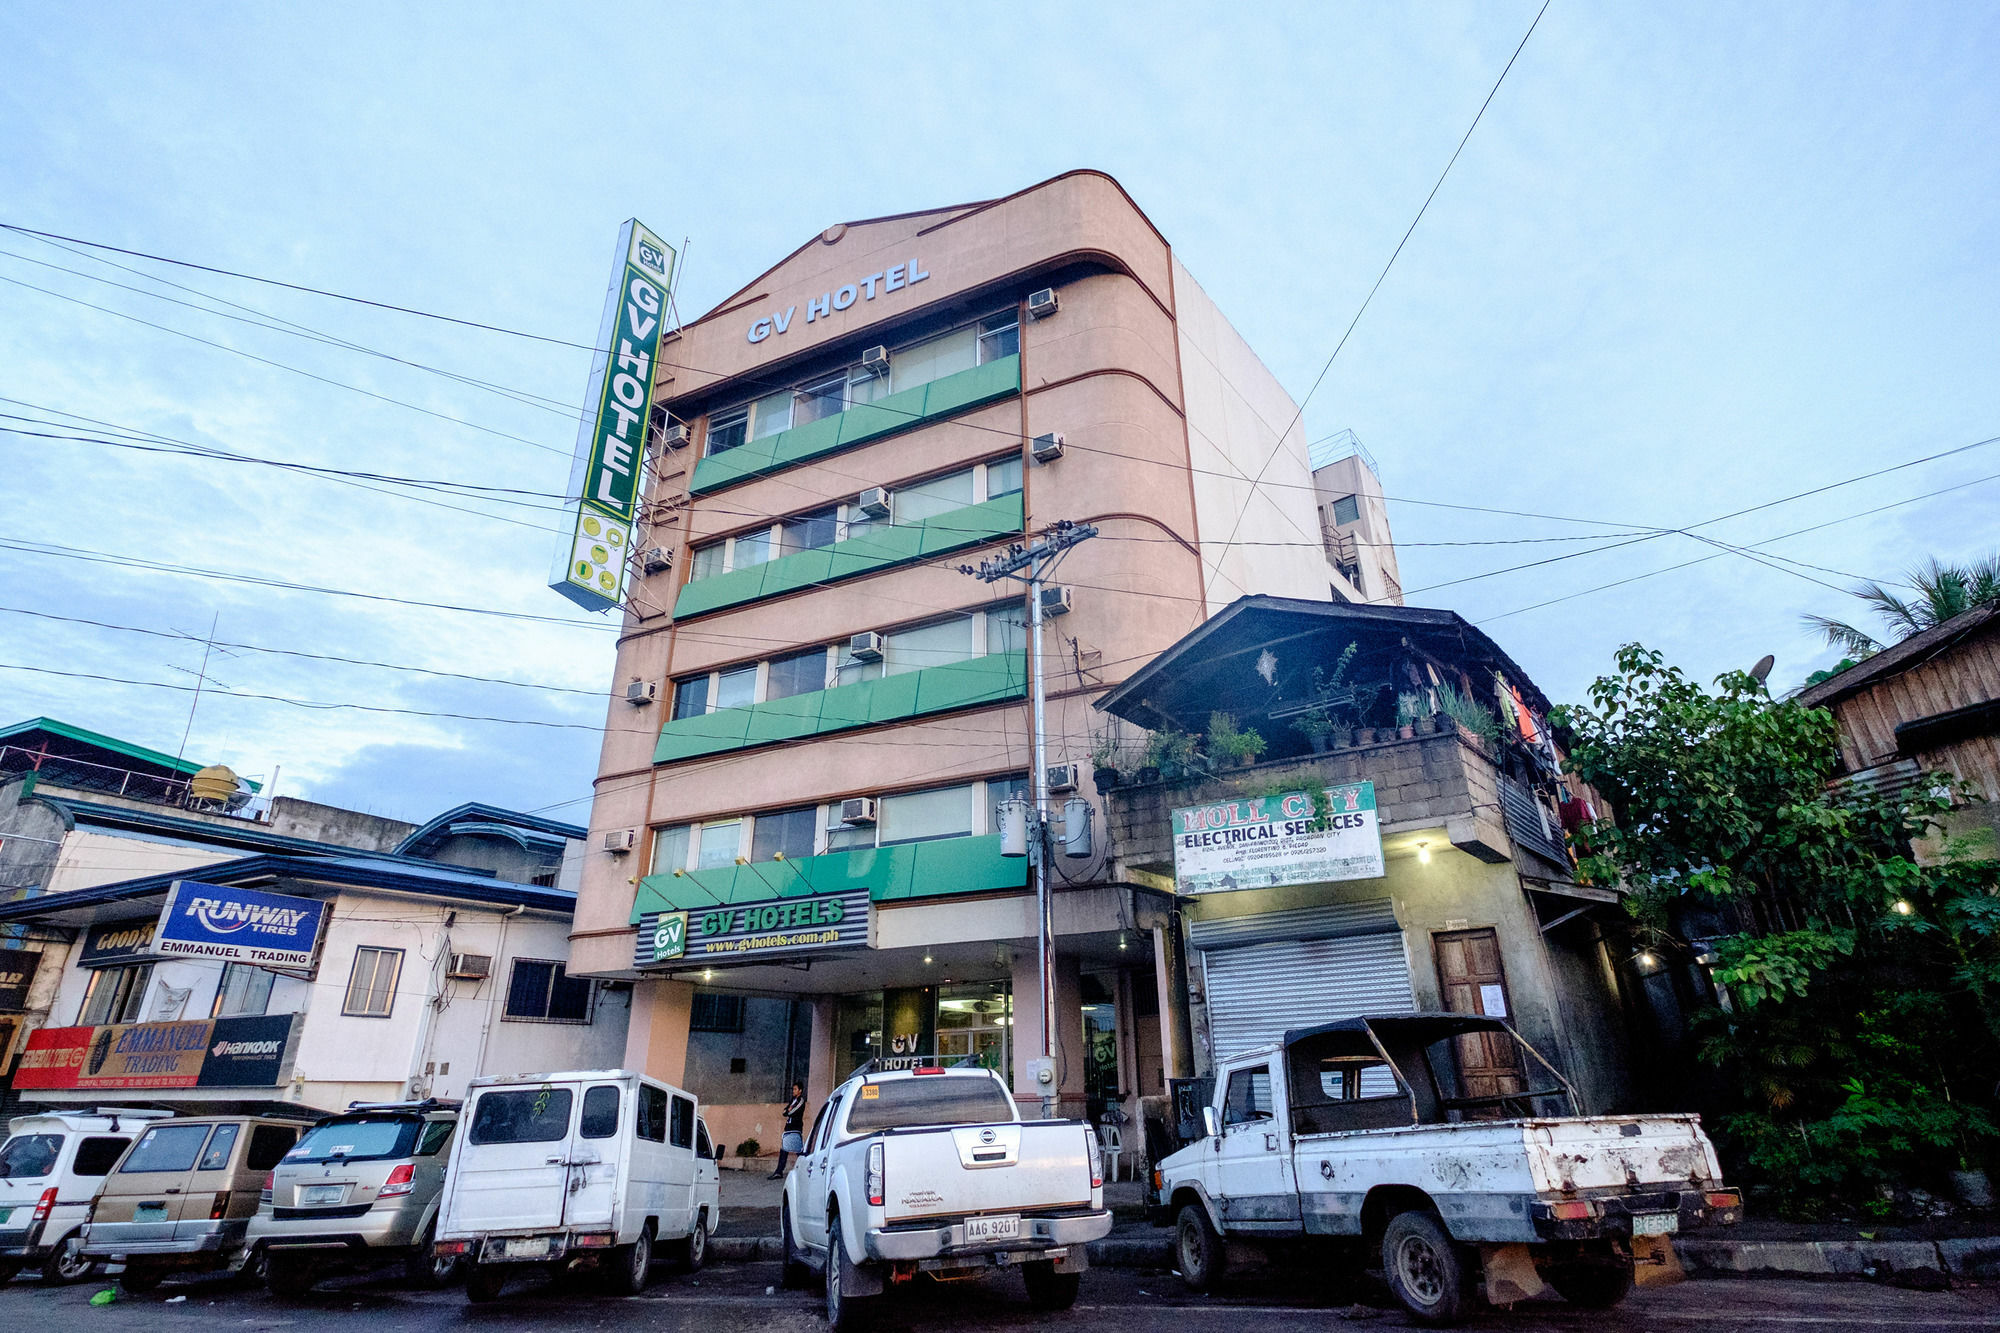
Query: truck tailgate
[
  {"left": 882, "top": 1121, "right": 1093, "bottom": 1222},
  {"left": 1523, "top": 1115, "right": 1722, "bottom": 1193}
]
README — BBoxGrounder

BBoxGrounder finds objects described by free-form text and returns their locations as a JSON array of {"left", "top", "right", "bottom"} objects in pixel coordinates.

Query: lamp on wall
[{"left": 1416, "top": 841, "right": 1431, "bottom": 864}]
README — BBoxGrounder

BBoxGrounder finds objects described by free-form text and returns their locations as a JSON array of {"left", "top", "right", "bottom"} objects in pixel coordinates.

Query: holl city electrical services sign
[
  {"left": 551, "top": 219, "right": 676, "bottom": 612},
  {"left": 635, "top": 888, "right": 869, "bottom": 969},
  {"left": 152, "top": 880, "right": 327, "bottom": 968},
  {"left": 1171, "top": 782, "right": 1385, "bottom": 895}
]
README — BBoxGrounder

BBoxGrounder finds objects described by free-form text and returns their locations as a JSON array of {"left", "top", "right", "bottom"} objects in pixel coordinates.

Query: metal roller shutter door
[{"left": 1201, "top": 931, "right": 1415, "bottom": 1058}]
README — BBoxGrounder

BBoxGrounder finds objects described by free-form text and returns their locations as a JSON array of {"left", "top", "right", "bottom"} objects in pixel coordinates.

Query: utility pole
[{"left": 962, "top": 520, "right": 1097, "bottom": 1119}]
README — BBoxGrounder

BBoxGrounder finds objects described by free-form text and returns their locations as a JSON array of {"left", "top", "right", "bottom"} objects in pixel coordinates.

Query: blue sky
[{"left": 2, "top": 3, "right": 1996, "bottom": 824}]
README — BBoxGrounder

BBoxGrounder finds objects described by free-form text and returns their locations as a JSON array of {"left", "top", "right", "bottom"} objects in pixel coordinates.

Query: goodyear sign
[
  {"left": 551, "top": 219, "right": 676, "bottom": 611},
  {"left": 634, "top": 888, "right": 869, "bottom": 969}
]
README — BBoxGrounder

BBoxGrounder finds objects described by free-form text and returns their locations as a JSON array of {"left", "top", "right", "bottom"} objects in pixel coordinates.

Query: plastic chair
[{"left": 1096, "top": 1121, "right": 1125, "bottom": 1183}]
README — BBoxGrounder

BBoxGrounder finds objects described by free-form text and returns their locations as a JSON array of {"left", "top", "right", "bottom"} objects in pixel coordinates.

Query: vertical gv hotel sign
[{"left": 551, "top": 220, "right": 676, "bottom": 611}]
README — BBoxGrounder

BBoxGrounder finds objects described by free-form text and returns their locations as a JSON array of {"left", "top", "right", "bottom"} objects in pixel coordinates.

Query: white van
[
  {"left": 0, "top": 1108, "right": 173, "bottom": 1284},
  {"left": 432, "top": 1069, "right": 720, "bottom": 1302}
]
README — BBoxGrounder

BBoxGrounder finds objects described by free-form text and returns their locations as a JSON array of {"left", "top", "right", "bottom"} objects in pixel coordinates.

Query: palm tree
[{"left": 1804, "top": 554, "right": 2000, "bottom": 656}]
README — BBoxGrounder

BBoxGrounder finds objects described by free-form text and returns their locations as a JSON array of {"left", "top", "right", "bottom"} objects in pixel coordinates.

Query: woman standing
[{"left": 771, "top": 1081, "right": 807, "bottom": 1178}]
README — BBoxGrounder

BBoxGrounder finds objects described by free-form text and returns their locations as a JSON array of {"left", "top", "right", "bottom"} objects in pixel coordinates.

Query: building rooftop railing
[
  {"left": 1309, "top": 428, "right": 1381, "bottom": 480},
  {"left": 0, "top": 745, "right": 271, "bottom": 821}
]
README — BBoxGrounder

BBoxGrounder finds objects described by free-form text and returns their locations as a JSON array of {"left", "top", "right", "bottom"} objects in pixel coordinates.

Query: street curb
[{"left": 712, "top": 1236, "right": 779, "bottom": 1262}]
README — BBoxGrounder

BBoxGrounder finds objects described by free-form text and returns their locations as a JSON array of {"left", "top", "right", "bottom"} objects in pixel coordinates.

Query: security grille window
[
  {"left": 697, "top": 820, "right": 742, "bottom": 869},
  {"left": 504, "top": 958, "right": 594, "bottom": 1023},
  {"left": 211, "top": 962, "right": 274, "bottom": 1018},
  {"left": 764, "top": 647, "right": 830, "bottom": 702},
  {"left": 530, "top": 865, "right": 561, "bottom": 888},
  {"left": 1331, "top": 494, "right": 1361, "bottom": 526},
  {"left": 344, "top": 947, "right": 402, "bottom": 1017},
  {"left": 690, "top": 993, "right": 746, "bottom": 1032},
  {"left": 78, "top": 962, "right": 153, "bottom": 1026},
  {"left": 650, "top": 824, "right": 692, "bottom": 875},
  {"left": 751, "top": 806, "right": 817, "bottom": 861}
]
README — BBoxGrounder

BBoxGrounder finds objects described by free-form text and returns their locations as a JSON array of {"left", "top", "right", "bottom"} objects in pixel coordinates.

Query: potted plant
[
  {"left": 1435, "top": 680, "right": 1501, "bottom": 745},
  {"left": 1291, "top": 707, "right": 1336, "bottom": 754},
  {"left": 1207, "top": 712, "right": 1267, "bottom": 769},
  {"left": 1395, "top": 693, "right": 1424, "bottom": 740},
  {"left": 1090, "top": 733, "right": 1126, "bottom": 791},
  {"left": 1145, "top": 728, "right": 1202, "bottom": 782}
]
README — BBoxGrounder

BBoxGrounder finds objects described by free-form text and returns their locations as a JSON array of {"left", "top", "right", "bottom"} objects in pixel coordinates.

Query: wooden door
[{"left": 1431, "top": 928, "right": 1526, "bottom": 1112}]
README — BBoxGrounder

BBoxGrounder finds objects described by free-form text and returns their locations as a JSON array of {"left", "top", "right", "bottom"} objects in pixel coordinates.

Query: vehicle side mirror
[{"left": 1202, "top": 1106, "right": 1221, "bottom": 1139}]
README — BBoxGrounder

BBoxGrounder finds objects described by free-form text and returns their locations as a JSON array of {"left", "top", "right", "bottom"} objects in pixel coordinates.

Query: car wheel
[
  {"left": 405, "top": 1222, "right": 459, "bottom": 1287},
  {"left": 1022, "top": 1259, "right": 1082, "bottom": 1310},
  {"left": 825, "top": 1221, "right": 873, "bottom": 1332},
  {"left": 463, "top": 1262, "right": 507, "bottom": 1303},
  {"left": 672, "top": 1213, "right": 707, "bottom": 1272},
  {"left": 1381, "top": 1211, "right": 1470, "bottom": 1325},
  {"left": 779, "top": 1203, "right": 811, "bottom": 1290},
  {"left": 42, "top": 1232, "right": 100, "bottom": 1285},
  {"left": 1545, "top": 1257, "right": 1634, "bottom": 1308},
  {"left": 1174, "top": 1202, "right": 1225, "bottom": 1293},
  {"left": 605, "top": 1224, "right": 652, "bottom": 1296},
  {"left": 119, "top": 1263, "right": 167, "bottom": 1294},
  {"left": 265, "top": 1254, "right": 320, "bottom": 1300}
]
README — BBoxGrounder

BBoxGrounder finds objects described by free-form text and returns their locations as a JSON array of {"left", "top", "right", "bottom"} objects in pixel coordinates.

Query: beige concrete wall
[
  {"left": 44, "top": 829, "right": 239, "bottom": 895},
  {"left": 1314, "top": 452, "right": 1402, "bottom": 604}
]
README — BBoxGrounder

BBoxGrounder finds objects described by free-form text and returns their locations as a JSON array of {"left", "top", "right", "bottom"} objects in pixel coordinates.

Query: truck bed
[{"left": 876, "top": 1120, "right": 1095, "bottom": 1223}]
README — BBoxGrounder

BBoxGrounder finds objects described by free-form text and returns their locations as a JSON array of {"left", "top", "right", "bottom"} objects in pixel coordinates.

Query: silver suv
[{"left": 248, "top": 1099, "right": 460, "bottom": 1297}]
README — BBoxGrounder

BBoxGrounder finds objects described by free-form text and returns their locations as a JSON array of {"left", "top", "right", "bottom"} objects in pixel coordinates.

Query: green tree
[
  {"left": 1553, "top": 645, "right": 2000, "bottom": 1215},
  {"left": 1803, "top": 553, "right": 2000, "bottom": 657}
]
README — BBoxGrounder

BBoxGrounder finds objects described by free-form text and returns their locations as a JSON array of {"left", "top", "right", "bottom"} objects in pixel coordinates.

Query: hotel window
[
  {"left": 731, "top": 526, "right": 774, "bottom": 571},
  {"left": 765, "top": 646, "right": 830, "bottom": 702},
  {"left": 713, "top": 664, "right": 758, "bottom": 710},
  {"left": 706, "top": 406, "right": 749, "bottom": 456},
  {"left": 976, "top": 311, "right": 1019, "bottom": 363},
  {"left": 504, "top": 959, "right": 594, "bottom": 1024},
  {"left": 827, "top": 774, "right": 1026, "bottom": 852},
  {"left": 671, "top": 675, "right": 710, "bottom": 720},
  {"left": 749, "top": 388, "right": 793, "bottom": 440},
  {"left": 751, "top": 807, "right": 818, "bottom": 862},
  {"left": 697, "top": 820, "right": 743, "bottom": 869},
  {"left": 780, "top": 505, "right": 840, "bottom": 555},
  {"left": 650, "top": 824, "right": 692, "bottom": 875},
  {"left": 985, "top": 455, "right": 1023, "bottom": 499},
  {"left": 211, "top": 963, "right": 274, "bottom": 1018},
  {"left": 343, "top": 947, "right": 402, "bottom": 1018},
  {"left": 78, "top": 962, "right": 153, "bottom": 1026},
  {"left": 690, "top": 540, "right": 726, "bottom": 581},
  {"left": 891, "top": 326, "right": 978, "bottom": 394},
  {"left": 793, "top": 373, "right": 849, "bottom": 426},
  {"left": 894, "top": 468, "right": 977, "bottom": 525}
]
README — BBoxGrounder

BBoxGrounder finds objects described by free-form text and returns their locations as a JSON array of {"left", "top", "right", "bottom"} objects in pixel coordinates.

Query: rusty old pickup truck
[{"left": 1151, "top": 1014, "right": 1741, "bottom": 1323}]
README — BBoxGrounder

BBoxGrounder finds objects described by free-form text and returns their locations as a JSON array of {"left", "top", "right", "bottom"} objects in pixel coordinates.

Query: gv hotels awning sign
[
  {"left": 635, "top": 887, "right": 870, "bottom": 970},
  {"left": 551, "top": 219, "right": 676, "bottom": 612}
]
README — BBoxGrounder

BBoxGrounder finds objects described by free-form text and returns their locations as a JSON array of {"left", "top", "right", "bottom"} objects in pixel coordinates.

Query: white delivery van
[
  {"left": 432, "top": 1069, "right": 720, "bottom": 1302},
  {"left": 0, "top": 1108, "right": 173, "bottom": 1284}
]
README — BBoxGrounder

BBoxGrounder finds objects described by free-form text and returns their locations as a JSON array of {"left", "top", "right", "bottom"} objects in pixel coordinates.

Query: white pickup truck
[
  {"left": 1153, "top": 1015, "right": 1742, "bottom": 1324},
  {"left": 780, "top": 1064, "right": 1112, "bottom": 1330}
]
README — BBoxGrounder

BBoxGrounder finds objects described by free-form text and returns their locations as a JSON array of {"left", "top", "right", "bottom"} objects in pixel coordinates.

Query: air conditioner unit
[
  {"left": 1031, "top": 431, "right": 1065, "bottom": 463},
  {"left": 657, "top": 419, "right": 689, "bottom": 449},
  {"left": 838, "top": 797, "right": 879, "bottom": 827},
  {"left": 446, "top": 952, "right": 491, "bottom": 980},
  {"left": 855, "top": 487, "right": 892, "bottom": 518},
  {"left": 625, "top": 679, "right": 658, "bottom": 706},
  {"left": 1038, "top": 585, "right": 1073, "bottom": 617},
  {"left": 849, "top": 630, "right": 885, "bottom": 662},
  {"left": 1046, "top": 762, "right": 1080, "bottom": 793},
  {"left": 641, "top": 546, "right": 673, "bottom": 574},
  {"left": 1027, "top": 288, "right": 1059, "bottom": 320},
  {"left": 858, "top": 345, "right": 891, "bottom": 378},
  {"left": 602, "top": 828, "right": 638, "bottom": 854}
]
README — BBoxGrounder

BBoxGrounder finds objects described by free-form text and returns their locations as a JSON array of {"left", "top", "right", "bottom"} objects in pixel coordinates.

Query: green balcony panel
[
  {"left": 688, "top": 355, "right": 1020, "bottom": 495},
  {"left": 652, "top": 651, "right": 1026, "bottom": 765},
  {"left": 632, "top": 834, "right": 1025, "bottom": 922},
  {"left": 673, "top": 494, "right": 1023, "bottom": 620}
]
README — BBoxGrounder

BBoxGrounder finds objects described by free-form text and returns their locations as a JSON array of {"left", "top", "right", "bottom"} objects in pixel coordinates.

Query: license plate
[
  {"left": 503, "top": 1236, "right": 552, "bottom": 1259},
  {"left": 964, "top": 1214, "right": 1021, "bottom": 1243},
  {"left": 301, "top": 1184, "right": 348, "bottom": 1206},
  {"left": 1632, "top": 1212, "right": 1678, "bottom": 1236},
  {"left": 134, "top": 1202, "right": 169, "bottom": 1224}
]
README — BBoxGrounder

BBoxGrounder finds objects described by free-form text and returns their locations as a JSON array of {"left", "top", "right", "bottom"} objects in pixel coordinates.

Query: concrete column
[
  {"left": 805, "top": 996, "right": 838, "bottom": 1110},
  {"left": 1151, "top": 923, "right": 1187, "bottom": 1079},
  {"left": 622, "top": 977, "right": 694, "bottom": 1084}
]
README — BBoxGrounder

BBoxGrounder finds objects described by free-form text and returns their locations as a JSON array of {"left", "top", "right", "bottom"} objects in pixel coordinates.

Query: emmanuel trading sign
[
  {"left": 551, "top": 219, "right": 676, "bottom": 612},
  {"left": 1171, "top": 782, "right": 1384, "bottom": 895},
  {"left": 153, "top": 880, "right": 327, "bottom": 968}
]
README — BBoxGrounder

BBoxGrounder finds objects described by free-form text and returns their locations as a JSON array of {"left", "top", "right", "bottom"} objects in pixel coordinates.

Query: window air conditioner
[
  {"left": 856, "top": 487, "right": 892, "bottom": 518},
  {"left": 641, "top": 547, "right": 673, "bottom": 575},
  {"left": 1038, "top": 585, "right": 1073, "bottom": 617},
  {"left": 447, "top": 952, "right": 491, "bottom": 980},
  {"left": 658, "top": 419, "right": 689, "bottom": 449},
  {"left": 849, "top": 630, "right": 885, "bottom": 662},
  {"left": 1031, "top": 431, "right": 1065, "bottom": 463},
  {"left": 603, "top": 829, "right": 638, "bottom": 854},
  {"left": 838, "top": 797, "right": 879, "bottom": 827},
  {"left": 1046, "top": 762, "right": 1080, "bottom": 793},
  {"left": 625, "top": 679, "right": 658, "bottom": 706},
  {"left": 1027, "top": 288, "right": 1059, "bottom": 320},
  {"left": 858, "top": 346, "right": 891, "bottom": 378}
]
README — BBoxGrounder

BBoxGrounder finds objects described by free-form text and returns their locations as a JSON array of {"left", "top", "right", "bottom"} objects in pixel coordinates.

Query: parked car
[
  {"left": 0, "top": 1108, "right": 174, "bottom": 1284},
  {"left": 781, "top": 1064, "right": 1111, "bottom": 1330},
  {"left": 1151, "top": 1014, "right": 1743, "bottom": 1324},
  {"left": 432, "top": 1069, "right": 720, "bottom": 1302},
  {"left": 247, "top": 1099, "right": 461, "bottom": 1297},
  {"left": 81, "top": 1114, "right": 303, "bottom": 1291}
]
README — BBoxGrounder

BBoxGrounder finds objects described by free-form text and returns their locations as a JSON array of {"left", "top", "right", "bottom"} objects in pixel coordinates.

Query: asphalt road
[{"left": 6, "top": 1259, "right": 1999, "bottom": 1332}]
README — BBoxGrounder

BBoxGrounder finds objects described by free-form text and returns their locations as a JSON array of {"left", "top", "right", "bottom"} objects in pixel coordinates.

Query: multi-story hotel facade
[{"left": 567, "top": 171, "right": 1391, "bottom": 1153}]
